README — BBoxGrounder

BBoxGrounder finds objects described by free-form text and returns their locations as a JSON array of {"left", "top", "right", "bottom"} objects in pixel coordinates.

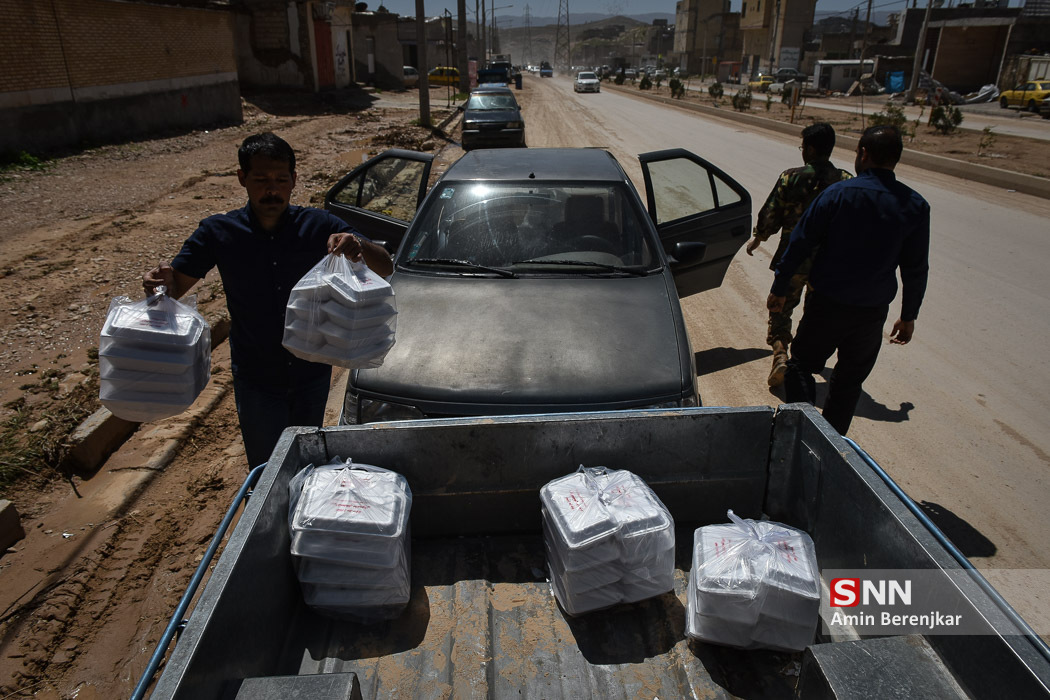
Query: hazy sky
[{"left": 361, "top": 0, "right": 984, "bottom": 23}]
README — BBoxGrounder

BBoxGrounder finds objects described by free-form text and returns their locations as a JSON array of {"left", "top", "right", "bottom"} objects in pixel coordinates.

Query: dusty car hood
[{"left": 353, "top": 272, "right": 687, "bottom": 409}]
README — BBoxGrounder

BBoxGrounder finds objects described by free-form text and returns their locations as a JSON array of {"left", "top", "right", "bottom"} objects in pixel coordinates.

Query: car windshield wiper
[
  {"left": 404, "top": 258, "right": 516, "bottom": 278},
  {"left": 510, "top": 259, "right": 650, "bottom": 276}
]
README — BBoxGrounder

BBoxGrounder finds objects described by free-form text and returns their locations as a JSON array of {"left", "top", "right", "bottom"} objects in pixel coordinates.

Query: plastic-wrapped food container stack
[
  {"left": 98, "top": 292, "right": 211, "bottom": 422},
  {"left": 289, "top": 460, "right": 412, "bottom": 621},
  {"left": 282, "top": 256, "right": 396, "bottom": 369},
  {"left": 540, "top": 466, "right": 675, "bottom": 616},
  {"left": 686, "top": 511, "right": 820, "bottom": 651}
]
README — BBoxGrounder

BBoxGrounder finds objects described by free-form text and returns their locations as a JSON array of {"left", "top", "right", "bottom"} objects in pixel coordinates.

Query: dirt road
[{"left": 1, "top": 77, "right": 1047, "bottom": 698}]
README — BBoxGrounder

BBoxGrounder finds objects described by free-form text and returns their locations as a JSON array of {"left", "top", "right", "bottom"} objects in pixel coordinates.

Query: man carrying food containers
[{"left": 141, "top": 132, "right": 393, "bottom": 468}]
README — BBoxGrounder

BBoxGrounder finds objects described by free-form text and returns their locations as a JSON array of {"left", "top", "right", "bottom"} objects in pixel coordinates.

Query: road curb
[{"left": 606, "top": 85, "right": 1050, "bottom": 200}]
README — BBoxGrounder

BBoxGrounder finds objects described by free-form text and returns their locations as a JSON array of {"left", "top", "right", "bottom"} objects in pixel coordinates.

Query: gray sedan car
[{"left": 324, "top": 147, "right": 751, "bottom": 423}]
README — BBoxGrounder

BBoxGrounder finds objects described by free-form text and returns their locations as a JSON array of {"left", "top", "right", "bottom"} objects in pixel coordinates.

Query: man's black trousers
[{"left": 783, "top": 290, "right": 888, "bottom": 435}]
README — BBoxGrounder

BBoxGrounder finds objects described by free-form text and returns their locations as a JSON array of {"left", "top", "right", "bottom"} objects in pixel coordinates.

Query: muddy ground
[{"left": 0, "top": 81, "right": 1046, "bottom": 698}]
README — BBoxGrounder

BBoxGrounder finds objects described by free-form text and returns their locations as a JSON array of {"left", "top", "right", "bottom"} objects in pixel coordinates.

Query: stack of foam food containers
[
  {"left": 98, "top": 292, "right": 210, "bottom": 422},
  {"left": 288, "top": 460, "right": 412, "bottom": 621},
  {"left": 686, "top": 510, "right": 820, "bottom": 651},
  {"left": 282, "top": 256, "right": 396, "bottom": 369},
  {"left": 540, "top": 466, "right": 675, "bottom": 616}
]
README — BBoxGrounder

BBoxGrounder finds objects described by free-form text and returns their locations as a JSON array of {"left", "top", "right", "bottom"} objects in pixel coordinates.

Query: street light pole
[{"left": 906, "top": 0, "right": 933, "bottom": 104}]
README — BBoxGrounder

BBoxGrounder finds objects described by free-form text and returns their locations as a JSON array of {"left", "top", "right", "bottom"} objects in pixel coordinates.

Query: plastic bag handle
[
  {"left": 146, "top": 285, "right": 168, "bottom": 306},
  {"left": 727, "top": 509, "right": 794, "bottom": 543}
]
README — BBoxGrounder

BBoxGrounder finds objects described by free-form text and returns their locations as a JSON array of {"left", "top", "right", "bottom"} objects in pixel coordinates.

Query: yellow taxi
[
  {"left": 999, "top": 81, "right": 1050, "bottom": 112},
  {"left": 748, "top": 74, "right": 774, "bottom": 93},
  {"left": 427, "top": 66, "right": 460, "bottom": 86}
]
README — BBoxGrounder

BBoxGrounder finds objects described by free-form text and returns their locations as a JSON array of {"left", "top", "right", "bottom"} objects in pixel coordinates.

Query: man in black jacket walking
[{"left": 766, "top": 125, "right": 930, "bottom": 435}]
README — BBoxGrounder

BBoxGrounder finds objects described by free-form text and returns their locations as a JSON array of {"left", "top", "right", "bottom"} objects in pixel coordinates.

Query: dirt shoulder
[{"left": 0, "top": 86, "right": 455, "bottom": 699}]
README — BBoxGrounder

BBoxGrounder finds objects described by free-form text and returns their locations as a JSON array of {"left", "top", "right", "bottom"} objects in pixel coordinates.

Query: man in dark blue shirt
[
  {"left": 766, "top": 125, "right": 930, "bottom": 435},
  {"left": 143, "top": 132, "right": 393, "bottom": 467}
]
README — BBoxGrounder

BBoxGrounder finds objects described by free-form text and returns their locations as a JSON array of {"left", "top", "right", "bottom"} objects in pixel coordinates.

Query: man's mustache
[{"left": 260, "top": 195, "right": 284, "bottom": 205}]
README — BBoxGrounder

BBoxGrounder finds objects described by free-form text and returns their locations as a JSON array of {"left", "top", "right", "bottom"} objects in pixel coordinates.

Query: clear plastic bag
[
  {"left": 282, "top": 254, "right": 397, "bottom": 369},
  {"left": 287, "top": 457, "right": 413, "bottom": 622},
  {"left": 686, "top": 510, "right": 820, "bottom": 651},
  {"left": 98, "top": 289, "right": 210, "bottom": 422},
  {"left": 540, "top": 465, "right": 675, "bottom": 615}
]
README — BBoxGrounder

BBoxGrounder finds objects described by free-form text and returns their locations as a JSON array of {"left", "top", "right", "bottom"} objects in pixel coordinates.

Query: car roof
[
  {"left": 470, "top": 86, "right": 514, "bottom": 95},
  {"left": 444, "top": 148, "right": 627, "bottom": 182}
]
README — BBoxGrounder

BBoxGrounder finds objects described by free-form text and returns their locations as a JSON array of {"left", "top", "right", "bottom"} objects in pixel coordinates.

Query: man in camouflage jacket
[{"left": 747, "top": 123, "right": 852, "bottom": 387}]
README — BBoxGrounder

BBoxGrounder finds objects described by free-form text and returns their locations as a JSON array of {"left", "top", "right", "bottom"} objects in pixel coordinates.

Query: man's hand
[
  {"left": 890, "top": 319, "right": 915, "bottom": 345},
  {"left": 767, "top": 294, "right": 786, "bottom": 313},
  {"left": 746, "top": 237, "right": 762, "bottom": 256},
  {"left": 143, "top": 262, "right": 175, "bottom": 296},
  {"left": 328, "top": 232, "right": 364, "bottom": 262}
]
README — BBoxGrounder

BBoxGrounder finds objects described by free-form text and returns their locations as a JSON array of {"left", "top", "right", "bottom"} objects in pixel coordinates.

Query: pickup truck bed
[{"left": 150, "top": 407, "right": 1050, "bottom": 699}]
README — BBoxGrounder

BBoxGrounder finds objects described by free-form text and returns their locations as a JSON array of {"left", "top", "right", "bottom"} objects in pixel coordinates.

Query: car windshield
[
  {"left": 577, "top": 72, "right": 597, "bottom": 80},
  {"left": 466, "top": 94, "right": 518, "bottom": 111},
  {"left": 401, "top": 182, "right": 658, "bottom": 275}
]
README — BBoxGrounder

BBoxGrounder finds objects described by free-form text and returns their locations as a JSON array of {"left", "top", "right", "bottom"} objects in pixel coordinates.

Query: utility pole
[
  {"left": 481, "top": 0, "right": 487, "bottom": 62},
  {"left": 554, "top": 0, "right": 571, "bottom": 69},
  {"left": 416, "top": 0, "right": 430, "bottom": 127},
  {"left": 459, "top": 0, "right": 468, "bottom": 94},
  {"left": 525, "top": 4, "right": 532, "bottom": 66},
  {"left": 767, "top": 0, "right": 781, "bottom": 74},
  {"left": 858, "top": 0, "right": 874, "bottom": 125},
  {"left": 906, "top": 0, "right": 934, "bottom": 104}
]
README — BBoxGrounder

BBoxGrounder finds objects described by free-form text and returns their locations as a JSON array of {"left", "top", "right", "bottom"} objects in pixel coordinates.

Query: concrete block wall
[{"left": 0, "top": 0, "right": 241, "bottom": 154}]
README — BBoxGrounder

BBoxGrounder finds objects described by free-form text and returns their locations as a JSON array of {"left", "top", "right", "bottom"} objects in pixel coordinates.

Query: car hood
[
  {"left": 353, "top": 272, "right": 687, "bottom": 409},
  {"left": 463, "top": 108, "right": 521, "bottom": 124}
]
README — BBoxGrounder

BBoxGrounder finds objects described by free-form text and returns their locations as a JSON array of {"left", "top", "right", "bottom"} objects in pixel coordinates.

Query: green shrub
[
  {"left": 869, "top": 102, "right": 908, "bottom": 130},
  {"left": 639, "top": 75, "right": 653, "bottom": 90},
  {"left": 1, "top": 150, "right": 49, "bottom": 173},
  {"left": 930, "top": 105, "right": 963, "bottom": 134},
  {"left": 614, "top": 70, "right": 625, "bottom": 85},
  {"left": 669, "top": 77, "right": 686, "bottom": 99},
  {"left": 708, "top": 82, "right": 724, "bottom": 99}
]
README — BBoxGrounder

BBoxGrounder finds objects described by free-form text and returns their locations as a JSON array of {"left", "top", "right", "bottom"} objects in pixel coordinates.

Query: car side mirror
[{"left": 670, "top": 241, "right": 707, "bottom": 266}]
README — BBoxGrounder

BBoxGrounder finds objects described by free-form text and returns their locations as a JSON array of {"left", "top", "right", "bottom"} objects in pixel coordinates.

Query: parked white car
[{"left": 574, "top": 71, "right": 600, "bottom": 93}]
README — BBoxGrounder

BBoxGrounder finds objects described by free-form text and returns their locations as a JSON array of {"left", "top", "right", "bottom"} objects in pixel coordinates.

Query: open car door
[
  {"left": 639, "top": 149, "right": 751, "bottom": 298},
  {"left": 324, "top": 149, "right": 434, "bottom": 255}
]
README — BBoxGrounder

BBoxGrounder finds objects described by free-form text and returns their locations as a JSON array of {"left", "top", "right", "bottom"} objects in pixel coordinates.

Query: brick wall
[
  {"left": 1, "top": 0, "right": 237, "bottom": 97},
  {"left": 0, "top": 0, "right": 241, "bottom": 153}
]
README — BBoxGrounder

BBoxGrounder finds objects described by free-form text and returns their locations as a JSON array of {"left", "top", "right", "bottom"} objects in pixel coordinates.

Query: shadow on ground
[{"left": 917, "top": 500, "right": 998, "bottom": 559}]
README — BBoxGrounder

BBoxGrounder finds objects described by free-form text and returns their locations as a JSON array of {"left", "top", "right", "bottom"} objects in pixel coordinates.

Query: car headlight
[
  {"left": 341, "top": 391, "right": 425, "bottom": 424},
  {"left": 506, "top": 121, "right": 522, "bottom": 129},
  {"left": 464, "top": 120, "right": 478, "bottom": 129},
  {"left": 359, "top": 397, "right": 426, "bottom": 423}
]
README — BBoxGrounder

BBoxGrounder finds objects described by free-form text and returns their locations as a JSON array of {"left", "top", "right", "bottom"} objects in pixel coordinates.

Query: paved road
[
  {"left": 523, "top": 74, "right": 1050, "bottom": 631},
  {"left": 681, "top": 80, "right": 1050, "bottom": 141}
]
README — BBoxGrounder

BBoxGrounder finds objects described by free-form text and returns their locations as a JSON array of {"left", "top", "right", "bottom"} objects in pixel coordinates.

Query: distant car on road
[
  {"left": 748, "top": 75, "right": 774, "bottom": 92},
  {"left": 540, "top": 61, "right": 553, "bottom": 78},
  {"left": 1041, "top": 95, "right": 1050, "bottom": 119},
  {"left": 459, "top": 86, "right": 526, "bottom": 151},
  {"left": 772, "top": 68, "right": 805, "bottom": 83},
  {"left": 428, "top": 66, "right": 460, "bottom": 86},
  {"left": 999, "top": 81, "right": 1050, "bottom": 112},
  {"left": 322, "top": 147, "right": 752, "bottom": 424},
  {"left": 623, "top": 68, "right": 637, "bottom": 80},
  {"left": 402, "top": 66, "right": 419, "bottom": 88},
  {"left": 574, "top": 71, "right": 600, "bottom": 93}
]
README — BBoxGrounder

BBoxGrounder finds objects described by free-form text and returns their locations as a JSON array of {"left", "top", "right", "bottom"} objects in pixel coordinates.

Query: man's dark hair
[
  {"left": 858, "top": 125, "right": 903, "bottom": 168},
  {"left": 801, "top": 122, "right": 836, "bottom": 159},
  {"left": 238, "top": 132, "right": 296, "bottom": 173}
]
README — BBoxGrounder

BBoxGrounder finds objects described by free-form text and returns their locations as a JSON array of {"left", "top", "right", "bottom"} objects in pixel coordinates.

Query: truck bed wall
[{"left": 151, "top": 406, "right": 1050, "bottom": 699}]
